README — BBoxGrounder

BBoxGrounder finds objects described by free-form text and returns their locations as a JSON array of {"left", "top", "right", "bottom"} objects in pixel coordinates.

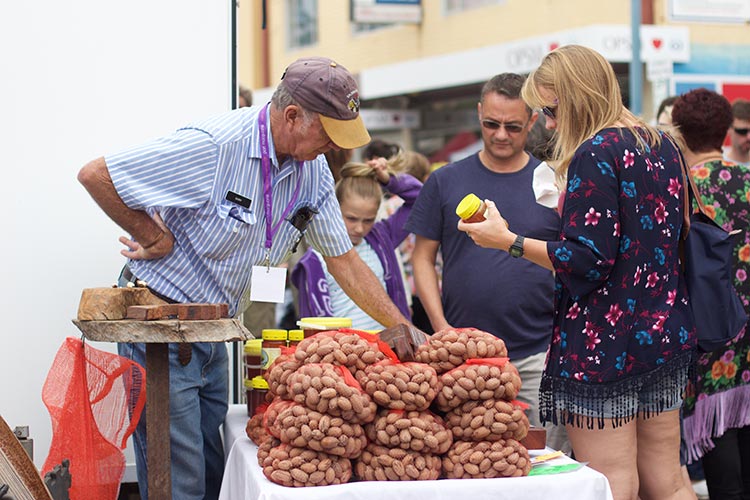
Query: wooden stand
[{"left": 73, "top": 318, "right": 250, "bottom": 500}]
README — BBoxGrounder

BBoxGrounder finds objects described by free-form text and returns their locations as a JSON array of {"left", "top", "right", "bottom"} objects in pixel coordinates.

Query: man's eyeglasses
[
  {"left": 481, "top": 120, "right": 527, "bottom": 134},
  {"left": 733, "top": 127, "right": 750, "bottom": 136}
]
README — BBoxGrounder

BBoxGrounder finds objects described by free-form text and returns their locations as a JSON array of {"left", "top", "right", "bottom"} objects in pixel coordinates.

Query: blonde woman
[
  {"left": 458, "top": 45, "right": 696, "bottom": 500},
  {"left": 292, "top": 154, "right": 421, "bottom": 330}
]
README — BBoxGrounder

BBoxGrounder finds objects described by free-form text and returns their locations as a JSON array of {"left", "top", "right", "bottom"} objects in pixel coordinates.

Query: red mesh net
[{"left": 42, "top": 337, "right": 145, "bottom": 500}]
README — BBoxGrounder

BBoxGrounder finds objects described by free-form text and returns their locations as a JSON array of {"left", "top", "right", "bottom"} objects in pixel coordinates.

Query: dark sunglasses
[
  {"left": 733, "top": 127, "right": 750, "bottom": 136},
  {"left": 541, "top": 98, "right": 559, "bottom": 120},
  {"left": 481, "top": 119, "right": 526, "bottom": 134}
]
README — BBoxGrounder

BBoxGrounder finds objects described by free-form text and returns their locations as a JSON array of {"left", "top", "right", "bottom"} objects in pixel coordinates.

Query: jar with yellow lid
[
  {"left": 245, "top": 376, "right": 269, "bottom": 416},
  {"left": 261, "top": 329, "right": 287, "bottom": 372},
  {"left": 287, "top": 329, "right": 304, "bottom": 347},
  {"left": 456, "top": 193, "right": 487, "bottom": 223},
  {"left": 243, "top": 338, "right": 263, "bottom": 382},
  {"left": 297, "top": 317, "right": 352, "bottom": 338}
]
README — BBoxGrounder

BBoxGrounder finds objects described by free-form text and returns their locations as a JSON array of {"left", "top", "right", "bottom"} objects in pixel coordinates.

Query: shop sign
[{"left": 361, "top": 109, "right": 420, "bottom": 130}]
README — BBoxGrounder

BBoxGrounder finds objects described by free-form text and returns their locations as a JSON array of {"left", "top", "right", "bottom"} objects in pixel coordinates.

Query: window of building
[
  {"left": 443, "top": 0, "right": 505, "bottom": 14},
  {"left": 288, "top": 0, "right": 318, "bottom": 48}
]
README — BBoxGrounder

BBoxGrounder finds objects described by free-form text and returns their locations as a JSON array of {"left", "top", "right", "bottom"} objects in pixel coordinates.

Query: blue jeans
[{"left": 118, "top": 341, "right": 228, "bottom": 500}]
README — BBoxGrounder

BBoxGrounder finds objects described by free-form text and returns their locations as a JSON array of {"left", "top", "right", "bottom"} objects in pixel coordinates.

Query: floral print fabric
[
  {"left": 540, "top": 128, "right": 695, "bottom": 428},
  {"left": 683, "top": 159, "right": 750, "bottom": 461}
]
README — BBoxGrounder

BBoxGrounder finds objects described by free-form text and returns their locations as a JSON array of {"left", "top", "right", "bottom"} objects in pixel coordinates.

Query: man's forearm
[
  {"left": 325, "top": 250, "right": 409, "bottom": 327},
  {"left": 78, "top": 157, "right": 164, "bottom": 245}
]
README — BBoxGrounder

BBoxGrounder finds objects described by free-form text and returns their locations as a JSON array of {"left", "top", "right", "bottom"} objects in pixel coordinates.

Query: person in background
[
  {"left": 238, "top": 84, "right": 253, "bottom": 108},
  {"left": 406, "top": 73, "right": 568, "bottom": 452},
  {"left": 672, "top": 88, "right": 750, "bottom": 500},
  {"left": 657, "top": 95, "right": 678, "bottom": 128},
  {"left": 292, "top": 154, "right": 421, "bottom": 330},
  {"left": 363, "top": 138, "right": 400, "bottom": 161},
  {"left": 325, "top": 148, "right": 354, "bottom": 182},
  {"left": 379, "top": 150, "right": 435, "bottom": 333},
  {"left": 460, "top": 45, "right": 695, "bottom": 500},
  {"left": 77, "top": 56, "right": 411, "bottom": 500},
  {"left": 724, "top": 98, "right": 750, "bottom": 166}
]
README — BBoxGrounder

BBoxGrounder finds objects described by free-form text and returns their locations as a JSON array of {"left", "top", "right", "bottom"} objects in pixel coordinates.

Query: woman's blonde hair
[
  {"left": 335, "top": 151, "right": 408, "bottom": 204},
  {"left": 521, "top": 45, "right": 661, "bottom": 186}
]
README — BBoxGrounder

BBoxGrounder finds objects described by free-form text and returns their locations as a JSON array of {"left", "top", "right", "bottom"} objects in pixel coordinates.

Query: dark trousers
[{"left": 702, "top": 426, "right": 750, "bottom": 500}]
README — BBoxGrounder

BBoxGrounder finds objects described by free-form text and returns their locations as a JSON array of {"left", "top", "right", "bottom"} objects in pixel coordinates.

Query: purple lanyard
[{"left": 258, "top": 103, "right": 303, "bottom": 256}]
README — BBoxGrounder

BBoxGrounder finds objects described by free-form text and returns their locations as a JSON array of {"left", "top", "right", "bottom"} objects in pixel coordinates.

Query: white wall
[{"left": 0, "top": 0, "right": 232, "bottom": 474}]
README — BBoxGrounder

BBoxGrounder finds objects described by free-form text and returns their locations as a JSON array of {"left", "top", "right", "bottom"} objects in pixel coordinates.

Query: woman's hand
[
  {"left": 119, "top": 212, "right": 174, "bottom": 260},
  {"left": 457, "top": 200, "right": 515, "bottom": 251},
  {"left": 368, "top": 157, "right": 391, "bottom": 184}
]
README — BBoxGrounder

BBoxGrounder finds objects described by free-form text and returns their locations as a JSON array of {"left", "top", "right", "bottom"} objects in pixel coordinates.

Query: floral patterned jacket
[{"left": 683, "top": 158, "right": 750, "bottom": 462}]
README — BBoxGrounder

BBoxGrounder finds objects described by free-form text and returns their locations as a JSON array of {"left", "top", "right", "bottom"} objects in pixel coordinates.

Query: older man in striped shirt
[{"left": 78, "top": 57, "right": 410, "bottom": 500}]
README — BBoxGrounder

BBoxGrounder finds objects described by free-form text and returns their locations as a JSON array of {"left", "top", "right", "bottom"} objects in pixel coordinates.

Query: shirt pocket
[{"left": 194, "top": 201, "right": 257, "bottom": 260}]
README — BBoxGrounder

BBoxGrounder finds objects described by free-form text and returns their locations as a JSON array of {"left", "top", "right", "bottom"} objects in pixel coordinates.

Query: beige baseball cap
[{"left": 280, "top": 57, "right": 370, "bottom": 149}]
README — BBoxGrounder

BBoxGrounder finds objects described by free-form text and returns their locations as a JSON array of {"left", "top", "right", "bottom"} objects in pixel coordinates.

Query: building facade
[{"left": 237, "top": 0, "right": 750, "bottom": 158}]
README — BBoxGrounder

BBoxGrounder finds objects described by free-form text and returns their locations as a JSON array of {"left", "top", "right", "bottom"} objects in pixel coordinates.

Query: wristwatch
[{"left": 509, "top": 235, "right": 525, "bottom": 258}]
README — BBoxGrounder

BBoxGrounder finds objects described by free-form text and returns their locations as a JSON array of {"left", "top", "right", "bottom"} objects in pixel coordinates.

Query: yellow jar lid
[
  {"left": 250, "top": 376, "right": 269, "bottom": 390},
  {"left": 456, "top": 193, "right": 482, "bottom": 220},
  {"left": 243, "top": 338, "right": 263, "bottom": 355},
  {"left": 261, "top": 329, "right": 288, "bottom": 341},
  {"left": 298, "top": 317, "right": 352, "bottom": 329},
  {"left": 288, "top": 329, "right": 304, "bottom": 341}
]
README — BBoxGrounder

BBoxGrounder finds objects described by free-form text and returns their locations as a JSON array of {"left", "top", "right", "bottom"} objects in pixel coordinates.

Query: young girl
[{"left": 291, "top": 154, "right": 422, "bottom": 330}]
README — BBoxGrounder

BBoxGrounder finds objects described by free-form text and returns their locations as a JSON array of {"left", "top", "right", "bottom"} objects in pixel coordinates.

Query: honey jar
[{"left": 456, "top": 193, "right": 487, "bottom": 223}]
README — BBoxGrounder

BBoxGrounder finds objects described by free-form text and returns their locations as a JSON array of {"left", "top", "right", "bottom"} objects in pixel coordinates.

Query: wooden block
[
  {"left": 177, "top": 303, "right": 223, "bottom": 321},
  {"left": 77, "top": 287, "right": 168, "bottom": 320},
  {"left": 218, "top": 303, "right": 229, "bottom": 318},
  {"left": 520, "top": 427, "right": 547, "bottom": 450},
  {"left": 126, "top": 304, "right": 178, "bottom": 321}
]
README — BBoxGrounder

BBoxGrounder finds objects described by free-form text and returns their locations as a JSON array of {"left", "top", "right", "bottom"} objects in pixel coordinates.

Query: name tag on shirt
[{"left": 250, "top": 265, "right": 287, "bottom": 303}]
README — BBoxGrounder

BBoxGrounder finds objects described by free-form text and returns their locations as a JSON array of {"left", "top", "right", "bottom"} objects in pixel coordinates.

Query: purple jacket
[{"left": 291, "top": 173, "right": 422, "bottom": 320}]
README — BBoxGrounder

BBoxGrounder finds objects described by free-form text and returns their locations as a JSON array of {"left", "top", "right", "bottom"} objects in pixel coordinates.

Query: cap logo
[{"left": 347, "top": 90, "right": 360, "bottom": 114}]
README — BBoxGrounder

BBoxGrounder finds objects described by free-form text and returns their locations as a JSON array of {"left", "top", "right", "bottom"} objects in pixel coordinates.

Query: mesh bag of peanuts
[
  {"left": 268, "top": 402, "right": 367, "bottom": 459},
  {"left": 414, "top": 327, "right": 509, "bottom": 373},
  {"left": 245, "top": 402, "right": 270, "bottom": 445},
  {"left": 442, "top": 439, "right": 531, "bottom": 478},
  {"left": 359, "top": 358, "right": 442, "bottom": 411},
  {"left": 354, "top": 443, "right": 442, "bottom": 481},
  {"left": 364, "top": 408, "right": 453, "bottom": 454},
  {"left": 435, "top": 358, "right": 522, "bottom": 411},
  {"left": 265, "top": 353, "right": 302, "bottom": 400},
  {"left": 285, "top": 362, "right": 377, "bottom": 424},
  {"left": 260, "top": 442, "right": 352, "bottom": 487},
  {"left": 262, "top": 398, "right": 297, "bottom": 439},
  {"left": 292, "top": 329, "right": 394, "bottom": 381},
  {"left": 445, "top": 399, "right": 530, "bottom": 442}
]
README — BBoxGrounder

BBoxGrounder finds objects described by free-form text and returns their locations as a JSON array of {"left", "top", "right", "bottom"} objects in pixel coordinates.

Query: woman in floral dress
[
  {"left": 458, "top": 45, "right": 695, "bottom": 500},
  {"left": 672, "top": 88, "right": 750, "bottom": 500}
]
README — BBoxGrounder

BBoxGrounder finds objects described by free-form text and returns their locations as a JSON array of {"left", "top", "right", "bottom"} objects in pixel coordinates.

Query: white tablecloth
[{"left": 220, "top": 405, "right": 613, "bottom": 500}]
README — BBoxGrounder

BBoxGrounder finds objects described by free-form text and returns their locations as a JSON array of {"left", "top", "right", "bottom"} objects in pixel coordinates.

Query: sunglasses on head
[
  {"left": 481, "top": 119, "right": 526, "bottom": 134},
  {"left": 733, "top": 127, "right": 750, "bottom": 136}
]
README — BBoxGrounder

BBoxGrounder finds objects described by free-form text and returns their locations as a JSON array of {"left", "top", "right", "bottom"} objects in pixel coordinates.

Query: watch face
[{"left": 510, "top": 236, "right": 524, "bottom": 258}]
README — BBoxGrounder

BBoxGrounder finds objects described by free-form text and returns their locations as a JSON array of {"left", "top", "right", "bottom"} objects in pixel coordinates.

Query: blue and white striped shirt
[{"left": 106, "top": 105, "right": 352, "bottom": 317}]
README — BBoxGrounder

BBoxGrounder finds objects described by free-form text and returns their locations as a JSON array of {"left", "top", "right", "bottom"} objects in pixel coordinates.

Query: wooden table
[{"left": 73, "top": 318, "right": 250, "bottom": 500}]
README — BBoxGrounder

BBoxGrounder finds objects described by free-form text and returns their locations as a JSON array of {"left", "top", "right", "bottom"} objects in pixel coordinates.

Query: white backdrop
[{"left": 0, "top": 0, "right": 232, "bottom": 476}]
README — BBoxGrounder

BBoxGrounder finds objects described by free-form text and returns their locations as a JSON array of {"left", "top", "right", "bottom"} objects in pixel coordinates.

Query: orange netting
[{"left": 42, "top": 337, "right": 146, "bottom": 500}]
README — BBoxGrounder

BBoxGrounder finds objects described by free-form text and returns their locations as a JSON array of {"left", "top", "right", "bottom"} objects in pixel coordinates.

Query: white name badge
[{"left": 250, "top": 265, "right": 287, "bottom": 303}]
